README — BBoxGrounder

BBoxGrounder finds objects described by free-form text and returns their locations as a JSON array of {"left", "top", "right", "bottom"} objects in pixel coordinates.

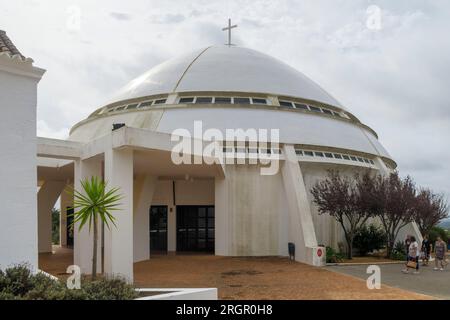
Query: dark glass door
[
  {"left": 176, "top": 206, "right": 214, "bottom": 253},
  {"left": 150, "top": 206, "right": 168, "bottom": 252}
]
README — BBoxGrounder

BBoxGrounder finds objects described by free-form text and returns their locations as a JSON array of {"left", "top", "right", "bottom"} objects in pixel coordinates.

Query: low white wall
[{"left": 136, "top": 288, "right": 218, "bottom": 300}]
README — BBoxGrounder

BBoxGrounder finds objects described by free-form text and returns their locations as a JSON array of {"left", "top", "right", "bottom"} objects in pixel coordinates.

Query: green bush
[
  {"left": 353, "top": 224, "right": 387, "bottom": 256},
  {"left": 390, "top": 241, "right": 407, "bottom": 260},
  {"left": 83, "top": 277, "right": 138, "bottom": 300},
  {"left": 0, "top": 264, "right": 138, "bottom": 300},
  {"left": 326, "top": 246, "right": 345, "bottom": 263}
]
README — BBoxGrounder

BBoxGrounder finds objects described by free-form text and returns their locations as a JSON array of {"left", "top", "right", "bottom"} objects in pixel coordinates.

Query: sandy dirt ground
[{"left": 39, "top": 247, "right": 431, "bottom": 300}]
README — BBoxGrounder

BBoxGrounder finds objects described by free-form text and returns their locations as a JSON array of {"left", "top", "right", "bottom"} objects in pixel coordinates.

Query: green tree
[
  {"left": 52, "top": 208, "right": 60, "bottom": 245},
  {"left": 70, "top": 177, "right": 122, "bottom": 280}
]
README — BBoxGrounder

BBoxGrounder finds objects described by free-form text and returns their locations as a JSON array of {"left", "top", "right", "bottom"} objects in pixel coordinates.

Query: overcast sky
[{"left": 1, "top": 0, "right": 449, "bottom": 201}]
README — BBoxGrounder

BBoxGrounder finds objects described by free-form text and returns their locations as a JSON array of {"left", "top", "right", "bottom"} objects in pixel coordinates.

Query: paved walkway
[
  {"left": 326, "top": 263, "right": 450, "bottom": 300},
  {"left": 39, "top": 247, "right": 431, "bottom": 300}
]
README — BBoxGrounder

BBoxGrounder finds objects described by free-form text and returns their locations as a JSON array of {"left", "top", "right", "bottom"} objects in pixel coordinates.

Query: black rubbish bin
[{"left": 288, "top": 242, "right": 295, "bottom": 261}]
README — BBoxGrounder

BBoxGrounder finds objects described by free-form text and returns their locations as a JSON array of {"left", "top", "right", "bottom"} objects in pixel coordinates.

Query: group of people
[{"left": 402, "top": 235, "right": 448, "bottom": 274}]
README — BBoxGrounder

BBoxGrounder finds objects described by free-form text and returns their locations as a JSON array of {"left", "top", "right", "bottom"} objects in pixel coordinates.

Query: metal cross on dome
[{"left": 222, "top": 18, "right": 237, "bottom": 46}]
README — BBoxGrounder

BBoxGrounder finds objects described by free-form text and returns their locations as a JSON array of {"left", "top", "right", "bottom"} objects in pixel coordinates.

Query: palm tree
[{"left": 69, "top": 176, "right": 122, "bottom": 280}]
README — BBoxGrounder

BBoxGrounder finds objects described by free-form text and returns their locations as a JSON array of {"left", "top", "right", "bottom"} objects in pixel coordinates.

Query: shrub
[
  {"left": 0, "top": 264, "right": 35, "bottom": 296},
  {"left": 83, "top": 277, "right": 138, "bottom": 300},
  {"left": 0, "top": 264, "right": 138, "bottom": 300},
  {"left": 353, "top": 224, "right": 387, "bottom": 256},
  {"left": 390, "top": 241, "right": 407, "bottom": 261},
  {"left": 326, "top": 246, "right": 345, "bottom": 263}
]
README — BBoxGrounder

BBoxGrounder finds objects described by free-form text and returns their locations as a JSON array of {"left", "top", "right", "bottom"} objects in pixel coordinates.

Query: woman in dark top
[{"left": 421, "top": 234, "right": 431, "bottom": 266}]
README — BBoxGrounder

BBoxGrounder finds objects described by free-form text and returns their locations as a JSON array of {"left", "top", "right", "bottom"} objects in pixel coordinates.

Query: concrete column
[
  {"left": 37, "top": 180, "right": 66, "bottom": 253},
  {"left": 214, "top": 177, "right": 230, "bottom": 256},
  {"left": 281, "top": 145, "right": 324, "bottom": 266},
  {"left": 133, "top": 174, "right": 157, "bottom": 262},
  {"left": 73, "top": 158, "right": 102, "bottom": 274},
  {"left": 104, "top": 148, "right": 134, "bottom": 281},
  {"left": 60, "top": 184, "right": 73, "bottom": 247}
]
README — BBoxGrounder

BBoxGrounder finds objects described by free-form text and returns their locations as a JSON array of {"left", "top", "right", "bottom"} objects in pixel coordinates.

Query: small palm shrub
[{"left": 390, "top": 241, "right": 407, "bottom": 260}]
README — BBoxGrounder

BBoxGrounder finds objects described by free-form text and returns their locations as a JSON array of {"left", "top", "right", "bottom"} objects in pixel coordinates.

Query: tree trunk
[
  {"left": 346, "top": 234, "right": 353, "bottom": 260},
  {"left": 92, "top": 214, "right": 98, "bottom": 280},
  {"left": 386, "top": 234, "right": 395, "bottom": 258}
]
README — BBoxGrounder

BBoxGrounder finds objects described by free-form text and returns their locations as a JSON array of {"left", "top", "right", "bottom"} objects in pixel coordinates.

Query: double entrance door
[
  {"left": 176, "top": 206, "right": 215, "bottom": 253},
  {"left": 149, "top": 205, "right": 215, "bottom": 254}
]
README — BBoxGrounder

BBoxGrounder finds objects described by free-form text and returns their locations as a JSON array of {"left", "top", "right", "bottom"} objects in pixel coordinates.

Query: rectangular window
[
  {"left": 324, "top": 152, "right": 334, "bottom": 158},
  {"left": 252, "top": 98, "right": 267, "bottom": 105},
  {"left": 139, "top": 101, "right": 153, "bottom": 108},
  {"left": 322, "top": 109, "right": 333, "bottom": 115},
  {"left": 309, "top": 106, "right": 322, "bottom": 113},
  {"left": 115, "top": 106, "right": 126, "bottom": 111},
  {"left": 214, "top": 97, "right": 232, "bottom": 104},
  {"left": 342, "top": 155, "right": 350, "bottom": 160},
  {"left": 234, "top": 97, "right": 251, "bottom": 104},
  {"left": 315, "top": 152, "right": 324, "bottom": 157},
  {"left": 350, "top": 156, "right": 358, "bottom": 161},
  {"left": 154, "top": 99, "right": 166, "bottom": 105},
  {"left": 333, "top": 154, "right": 343, "bottom": 159},
  {"left": 127, "top": 104, "right": 138, "bottom": 110},
  {"left": 236, "top": 147, "right": 246, "bottom": 154},
  {"left": 279, "top": 100, "right": 294, "bottom": 108},
  {"left": 179, "top": 97, "right": 195, "bottom": 104},
  {"left": 294, "top": 103, "right": 308, "bottom": 110},
  {"left": 248, "top": 148, "right": 258, "bottom": 154},
  {"left": 369, "top": 159, "right": 375, "bottom": 165},
  {"left": 196, "top": 97, "right": 213, "bottom": 104},
  {"left": 357, "top": 157, "right": 364, "bottom": 162},
  {"left": 295, "top": 149, "right": 303, "bottom": 156},
  {"left": 364, "top": 159, "right": 370, "bottom": 164},
  {"left": 304, "top": 151, "right": 314, "bottom": 157},
  {"left": 272, "top": 148, "right": 281, "bottom": 154}
]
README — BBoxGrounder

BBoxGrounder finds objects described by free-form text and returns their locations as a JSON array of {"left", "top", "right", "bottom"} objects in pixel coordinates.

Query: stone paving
[{"left": 39, "top": 247, "right": 432, "bottom": 300}]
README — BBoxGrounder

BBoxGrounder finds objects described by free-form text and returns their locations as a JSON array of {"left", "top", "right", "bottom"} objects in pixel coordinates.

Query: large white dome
[
  {"left": 110, "top": 45, "right": 343, "bottom": 108},
  {"left": 70, "top": 45, "right": 394, "bottom": 167}
]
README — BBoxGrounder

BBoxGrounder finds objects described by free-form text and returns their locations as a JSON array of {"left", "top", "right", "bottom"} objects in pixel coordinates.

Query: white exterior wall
[
  {"left": 0, "top": 57, "right": 44, "bottom": 270},
  {"left": 215, "top": 165, "right": 288, "bottom": 256}
]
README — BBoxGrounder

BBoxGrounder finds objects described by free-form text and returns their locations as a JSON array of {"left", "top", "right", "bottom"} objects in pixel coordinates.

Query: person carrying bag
[{"left": 402, "top": 236, "right": 420, "bottom": 274}]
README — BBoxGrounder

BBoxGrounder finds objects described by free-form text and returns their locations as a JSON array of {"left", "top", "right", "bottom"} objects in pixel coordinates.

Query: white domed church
[{"left": 0, "top": 30, "right": 421, "bottom": 281}]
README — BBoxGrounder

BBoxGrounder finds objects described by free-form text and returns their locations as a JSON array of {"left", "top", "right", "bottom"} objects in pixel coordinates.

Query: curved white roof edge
[{"left": 109, "top": 45, "right": 345, "bottom": 109}]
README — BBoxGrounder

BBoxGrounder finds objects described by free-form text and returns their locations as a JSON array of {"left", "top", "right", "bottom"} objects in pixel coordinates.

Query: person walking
[
  {"left": 434, "top": 237, "right": 447, "bottom": 271},
  {"left": 402, "top": 236, "right": 420, "bottom": 274},
  {"left": 421, "top": 234, "right": 431, "bottom": 266},
  {"left": 404, "top": 235, "right": 411, "bottom": 263}
]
